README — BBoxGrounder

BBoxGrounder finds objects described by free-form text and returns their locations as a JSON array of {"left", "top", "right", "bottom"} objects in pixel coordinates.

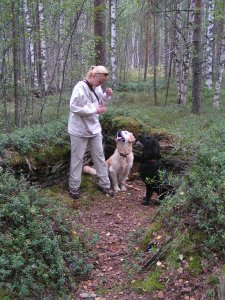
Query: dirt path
[{"left": 74, "top": 179, "right": 156, "bottom": 300}]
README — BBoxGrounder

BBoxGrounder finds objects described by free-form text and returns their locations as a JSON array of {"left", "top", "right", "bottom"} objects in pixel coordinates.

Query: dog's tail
[{"left": 82, "top": 165, "right": 96, "bottom": 175}]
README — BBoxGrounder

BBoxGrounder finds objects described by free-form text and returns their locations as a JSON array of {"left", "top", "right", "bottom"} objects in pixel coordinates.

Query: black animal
[{"left": 137, "top": 134, "right": 174, "bottom": 205}]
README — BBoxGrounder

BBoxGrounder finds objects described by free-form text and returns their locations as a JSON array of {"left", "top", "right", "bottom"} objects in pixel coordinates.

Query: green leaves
[
  {"left": 0, "top": 117, "right": 67, "bottom": 156},
  {"left": 0, "top": 170, "right": 92, "bottom": 298}
]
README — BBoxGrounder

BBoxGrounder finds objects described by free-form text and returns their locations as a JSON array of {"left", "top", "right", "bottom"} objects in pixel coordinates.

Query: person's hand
[
  {"left": 96, "top": 106, "right": 107, "bottom": 114},
  {"left": 105, "top": 88, "right": 113, "bottom": 97}
]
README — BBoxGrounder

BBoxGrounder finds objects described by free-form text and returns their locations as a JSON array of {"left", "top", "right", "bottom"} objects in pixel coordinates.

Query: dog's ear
[{"left": 129, "top": 133, "right": 135, "bottom": 143}]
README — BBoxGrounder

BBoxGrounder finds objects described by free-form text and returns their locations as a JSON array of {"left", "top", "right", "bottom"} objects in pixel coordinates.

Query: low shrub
[
  {"left": 0, "top": 117, "right": 68, "bottom": 156},
  {"left": 163, "top": 126, "right": 225, "bottom": 257},
  {"left": 0, "top": 170, "right": 92, "bottom": 299}
]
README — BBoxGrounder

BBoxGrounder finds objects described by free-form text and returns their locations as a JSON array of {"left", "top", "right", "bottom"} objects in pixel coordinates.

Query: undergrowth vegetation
[
  {"left": 0, "top": 116, "right": 67, "bottom": 156},
  {"left": 0, "top": 80, "right": 225, "bottom": 298},
  {"left": 0, "top": 170, "right": 92, "bottom": 299},
  {"left": 163, "top": 124, "right": 225, "bottom": 256}
]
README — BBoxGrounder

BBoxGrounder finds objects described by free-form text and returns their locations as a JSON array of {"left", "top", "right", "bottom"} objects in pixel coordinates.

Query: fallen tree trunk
[{"left": 1, "top": 132, "right": 190, "bottom": 187}]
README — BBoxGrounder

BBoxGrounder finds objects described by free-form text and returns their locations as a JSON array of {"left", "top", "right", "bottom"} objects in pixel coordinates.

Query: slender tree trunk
[
  {"left": 174, "top": 0, "right": 182, "bottom": 104},
  {"left": 58, "top": 0, "right": 64, "bottom": 91},
  {"left": 12, "top": 0, "right": 21, "bottom": 127},
  {"left": 152, "top": 0, "right": 158, "bottom": 105},
  {"left": 110, "top": 0, "right": 117, "bottom": 86},
  {"left": 94, "top": 0, "right": 106, "bottom": 65},
  {"left": 163, "top": 13, "right": 169, "bottom": 79},
  {"left": 57, "top": 1, "right": 85, "bottom": 117},
  {"left": 39, "top": 3, "right": 48, "bottom": 93},
  {"left": 0, "top": 50, "right": 9, "bottom": 130},
  {"left": 205, "top": 0, "right": 214, "bottom": 89},
  {"left": 192, "top": 0, "right": 202, "bottom": 115},
  {"left": 144, "top": 12, "right": 150, "bottom": 81},
  {"left": 23, "top": 0, "right": 38, "bottom": 91},
  {"left": 213, "top": 34, "right": 225, "bottom": 107},
  {"left": 179, "top": 0, "right": 194, "bottom": 106},
  {"left": 165, "top": 54, "right": 172, "bottom": 106},
  {"left": 131, "top": 30, "right": 138, "bottom": 69}
]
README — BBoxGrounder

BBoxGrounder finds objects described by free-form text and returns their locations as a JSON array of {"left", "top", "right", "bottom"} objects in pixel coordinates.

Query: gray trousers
[{"left": 69, "top": 134, "right": 111, "bottom": 190}]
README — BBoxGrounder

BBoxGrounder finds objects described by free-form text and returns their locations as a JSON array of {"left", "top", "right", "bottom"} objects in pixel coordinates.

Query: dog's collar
[
  {"left": 119, "top": 152, "right": 130, "bottom": 158},
  {"left": 147, "top": 159, "right": 158, "bottom": 163}
]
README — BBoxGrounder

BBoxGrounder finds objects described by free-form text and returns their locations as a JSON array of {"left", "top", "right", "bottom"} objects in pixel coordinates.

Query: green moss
[
  {"left": 8, "top": 141, "right": 70, "bottom": 169},
  {"left": 132, "top": 269, "right": 164, "bottom": 292},
  {"left": 145, "top": 127, "right": 169, "bottom": 137},
  {"left": 8, "top": 152, "right": 25, "bottom": 166},
  {"left": 0, "top": 289, "right": 11, "bottom": 300},
  {"left": 111, "top": 116, "right": 143, "bottom": 134},
  {"left": 189, "top": 230, "right": 208, "bottom": 243},
  {"left": 165, "top": 231, "right": 195, "bottom": 268},
  {"left": 140, "top": 221, "right": 162, "bottom": 250},
  {"left": 207, "top": 274, "right": 220, "bottom": 285},
  {"left": 32, "top": 143, "right": 70, "bottom": 165},
  {"left": 188, "top": 255, "right": 202, "bottom": 275}
]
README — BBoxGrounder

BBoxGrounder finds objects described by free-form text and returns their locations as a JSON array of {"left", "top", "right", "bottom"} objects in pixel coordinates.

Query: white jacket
[{"left": 68, "top": 80, "right": 111, "bottom": 137}]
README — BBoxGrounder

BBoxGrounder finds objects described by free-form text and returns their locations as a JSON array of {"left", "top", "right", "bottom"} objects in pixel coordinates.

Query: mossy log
[
  {"left": 0, "top": 139, "right": 92, "bottom": 188},
  {"left": 1, "top": 132, "right": 189, "bottom": 187}
]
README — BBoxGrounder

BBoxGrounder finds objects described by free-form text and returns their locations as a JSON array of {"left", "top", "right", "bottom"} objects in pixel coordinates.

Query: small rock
[{"left": 79, "top": 292, "right": 96, "bottom": 299}]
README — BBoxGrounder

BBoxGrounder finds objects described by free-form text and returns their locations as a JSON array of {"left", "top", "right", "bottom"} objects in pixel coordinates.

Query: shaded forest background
[{"left": 1, "top": 0, "right": 225, "bottom": 130}]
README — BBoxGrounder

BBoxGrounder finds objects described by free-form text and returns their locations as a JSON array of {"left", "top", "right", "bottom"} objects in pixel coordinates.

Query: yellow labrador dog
[{"left": 106, "top": 129, "right": 135, "bottom": 191}]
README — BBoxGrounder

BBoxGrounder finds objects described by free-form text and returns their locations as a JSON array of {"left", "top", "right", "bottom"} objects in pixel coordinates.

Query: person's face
[{"left": 93, "top": 72, "right": 109, "bottom": 86}]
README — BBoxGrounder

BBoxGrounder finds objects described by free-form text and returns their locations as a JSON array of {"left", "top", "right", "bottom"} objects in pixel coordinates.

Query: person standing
[{"left": 68, "top": 65, "right": 114, "bottom": 199}]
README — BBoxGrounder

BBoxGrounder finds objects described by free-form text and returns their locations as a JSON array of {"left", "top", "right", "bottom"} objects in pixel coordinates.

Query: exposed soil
[
  {"left": 67, "top": 172, "right": 219, "bottom": 300},
  {"left": 74, "top": 178, "right": 156, "bottom": 300}
]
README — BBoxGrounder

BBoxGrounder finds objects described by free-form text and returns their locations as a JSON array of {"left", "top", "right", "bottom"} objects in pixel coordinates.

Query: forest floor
[{"left": 63, "top": 173, "right": 217, "bottom": 300}]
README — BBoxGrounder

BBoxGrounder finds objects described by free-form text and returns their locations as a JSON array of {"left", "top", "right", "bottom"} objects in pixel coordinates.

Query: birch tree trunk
[
  {"left": 179, "top": 0, "right": 194, "bottom": 106},
  {"left": 205, "top": 0, "right": 214, "bottom": 89},
  {"left": 38, "top": 2, "right": 48, "bottom": 93},
  {"left": 110, "top": 0, "right": 117, "bottom": 86},
  {"left": 144, "top": 12, "right": 150, "bottom": 81},
  {"left": 23, "top": 0, "right": 39, "bottom": 91},
  {"left": 174, "top": 0, "right": 182, "bottom": 104},
  {"left": 192, "top": 0, "right": 202, "bottom": 115},
  {"left": 213, "top": 34, "right": 225, "bottom": 107}
]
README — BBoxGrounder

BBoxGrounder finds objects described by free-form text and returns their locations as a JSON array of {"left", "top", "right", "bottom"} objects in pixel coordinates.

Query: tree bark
[
  {"left": 152, "top": 0, "right": 158, "bottom": 105},
  {"left": 174, "top": 0, "right": 182, "bottom": 104},
  {"left": 192, "top": 0, "right": 203, "bottom": 115},
  {"left": 213, "top": 34, "right": 225, "bottom": 107},
  {"left": 180, "top": 0, "right": 194, "bottom": 106},
  {"left": 94, "top": 0, "right": 106, "bottom": 66},
  {"left": 12, "top": 0, "right": 21, "bottom": 128},
  {"left": 110, "top": 0, "right": 118, "bottom": 87},
  {"left": 144, "top": 12, "right": 150, "bottom": 81},
  {"left": 205, "top": 0, "right": 214, "bottom": 89}
]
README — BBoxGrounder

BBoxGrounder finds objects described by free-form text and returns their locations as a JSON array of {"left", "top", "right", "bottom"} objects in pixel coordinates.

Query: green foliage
[
  {"left": 207, "top": 274, "right": 220, "bottom": 286},
  {"left": 117, "top": 81, "right": 152, "bottom": 92},
  {"left": 188, "top": 256, "right": 202, "bottom": 275},
  {"left": 163, "top": 126, "right": 225, "bottom": 257},
  {"left": 0, "top": 170, "right": 92, "bottom": 299},
  {"left": 132, "top": 269, "right": 164, "bottom": 292},
  {"left": 0, "top": 117, "right": 68, "bottom": 156},
  {"left": 140, "top": 221, "right": 162, "bottom": 250}
]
